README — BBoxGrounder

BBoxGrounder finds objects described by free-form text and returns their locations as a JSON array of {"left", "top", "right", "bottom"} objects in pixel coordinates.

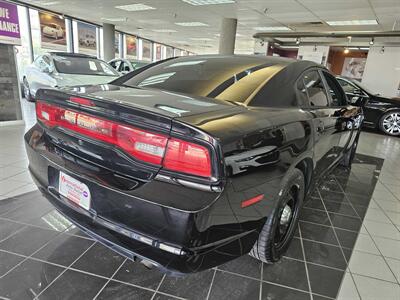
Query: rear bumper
[{"left": 25, "top": 124, "right": 260, "bottom": 274}]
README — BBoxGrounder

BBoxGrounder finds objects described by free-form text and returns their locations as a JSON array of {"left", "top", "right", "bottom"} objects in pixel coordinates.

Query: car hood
[
  {"left": 372, "top": 94, "right": 400, "bottom": 105},
  {"left": 54, "top": 74, "right": 119, "bottom": 87}
]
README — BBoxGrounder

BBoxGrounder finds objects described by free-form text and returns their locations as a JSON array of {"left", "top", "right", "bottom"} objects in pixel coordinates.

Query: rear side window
[
  {"left": 300, "top": 70, "right": 329, "bottom": 107},
  {"left": 322, "top": 71, "right": 347, "bottom": 106},
  {"left": 296, "top": 78, "right": 309, "bottom": 106}
]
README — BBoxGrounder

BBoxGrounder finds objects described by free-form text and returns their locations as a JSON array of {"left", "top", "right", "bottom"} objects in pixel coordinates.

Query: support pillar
[
  {"left": 218, "top": 18, "right": 237, "bottom": 55},
  {"left": 102, "top": 23, "right": 115, "bottom": 61}
]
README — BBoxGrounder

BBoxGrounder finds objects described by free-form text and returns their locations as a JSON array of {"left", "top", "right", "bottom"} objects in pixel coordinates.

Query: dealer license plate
[{"left": 59, "top": 171, "right": 91, "bottom": 210}]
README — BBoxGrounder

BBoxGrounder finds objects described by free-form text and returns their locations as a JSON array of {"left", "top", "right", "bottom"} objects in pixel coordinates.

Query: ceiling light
[
  {"left": 295, "top": 37, "right": 300, "bottom": 45},
  {"left": 190, "top": 37, "right": 213, "bottom": 41},
  {"left": 115, "top": 3, "right": 156, "bottom": 11},
  {"left": 101, "top": 17, "right": 128, "bottom": 22},
  {"left": 175, "top": 22, "right": 209, "bottom": 27},
  {"left": 369, "top": 38, "right": 374, "bottom": 45},
  {"left": 253, "top": 26, "right": 291, "bottom": 31},
  {"left": 327, "top": 20, "right": 378, "bottom": 26},
  {"left": 152, "top": 29, "right": 178, "bottom": 33},
  {"left": 344, "top": 48, "right": 350, "bottom": 54},
  {"left": 360, "top": 47, "right": 370, "bottom": 51},
  {"left": 181, "top": 0, "right": 235, "bottom": 5}
]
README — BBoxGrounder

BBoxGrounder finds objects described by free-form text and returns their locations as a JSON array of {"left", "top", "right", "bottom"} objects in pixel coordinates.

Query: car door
[
  {"left": 322, "top": 72, "right": 363, "bottom": 155},
  {"left": 297, "top": 69, "right": 341, "bottom": 175}
]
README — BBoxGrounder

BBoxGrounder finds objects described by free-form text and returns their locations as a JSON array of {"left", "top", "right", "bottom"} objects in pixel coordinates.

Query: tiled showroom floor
[{"left": 0, "top": 100, "right": 399, "bottom": 300}]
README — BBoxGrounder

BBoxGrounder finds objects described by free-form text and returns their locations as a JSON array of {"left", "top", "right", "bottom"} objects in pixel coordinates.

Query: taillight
[
  {"left": 163, "top": 139, "right": 211, "bottom": 177},
  {"left": 36, "top": 101, "right": 212, "bottom": 178}
]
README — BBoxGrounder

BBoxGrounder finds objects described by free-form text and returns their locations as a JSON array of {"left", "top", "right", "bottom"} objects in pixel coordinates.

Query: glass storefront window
[
  {"left": 74, "top": 21, "right": 98, "bottom": 56},
  {"left": 15, "top": 6, "right": 32, "bottom": 81},
  {"left": 141, "top": 39, "right": 152, "bottom": 62},
  {"left": 154, "top": 43, "right": 162, "bottom": 61},
  {"left": 29, "top": 9, "right": 67, "bottom": 59},
  {"left": 166, "top": 46, "right": 173, "bottom": 58},
  {"left": 125, "top": 34, "right": 136, "bottom": 59},
  {"left": 115, "top": 32, "right": 120, "bottom": 59}
]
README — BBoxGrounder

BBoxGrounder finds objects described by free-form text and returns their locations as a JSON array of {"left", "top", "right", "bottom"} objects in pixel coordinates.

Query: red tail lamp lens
[
  {"left": 163, "top": 138, "right": 212, "bottom": 177},
  {"left": 36, "top": 101, "right": 212, "bottom": 177}
]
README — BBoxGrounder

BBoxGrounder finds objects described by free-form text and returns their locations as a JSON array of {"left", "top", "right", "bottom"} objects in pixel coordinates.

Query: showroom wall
[
  {"left": 327, "top": 49, "right": 368, "bottom": 76},
  {"left": 363, "top": 46, "right": 400, "bottom": 97}
]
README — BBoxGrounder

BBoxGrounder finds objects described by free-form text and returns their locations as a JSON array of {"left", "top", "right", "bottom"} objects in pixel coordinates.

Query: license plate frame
[{"left": 59, "top": 171, "right": 91, "bottom": 211}]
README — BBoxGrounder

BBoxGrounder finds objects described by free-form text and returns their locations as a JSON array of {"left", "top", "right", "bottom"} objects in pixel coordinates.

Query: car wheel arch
[{"left": 295, "top": 158, "right": 313, "bottom": 193}]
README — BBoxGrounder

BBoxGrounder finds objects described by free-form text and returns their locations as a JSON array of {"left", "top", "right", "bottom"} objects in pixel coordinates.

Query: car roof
[
  {"left": 49, "top": 52, "right": 96, "bottom": 59},
  {"left": 168, "top": 54, "right": 317, "bottom": 68}
]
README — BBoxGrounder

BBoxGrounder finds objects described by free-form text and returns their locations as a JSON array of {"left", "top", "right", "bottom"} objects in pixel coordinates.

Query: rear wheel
[
  {"left": 379, "top": 111, "right": 400, "bottom": 136},
  {"left": 249, "top": 168, "right": 305, "bottom": 263}
]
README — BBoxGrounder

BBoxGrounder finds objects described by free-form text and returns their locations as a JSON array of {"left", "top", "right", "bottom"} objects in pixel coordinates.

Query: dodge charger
[{"left": 25, "top": 55, "right": 364, "bottom": 274}]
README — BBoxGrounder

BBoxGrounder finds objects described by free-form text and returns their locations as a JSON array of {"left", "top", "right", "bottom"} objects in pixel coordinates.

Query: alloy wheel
[
  {"left": 274, "top": 189, "right": 296, "bottom": 249},
  {"left": 382, "top": 113, "right": 400, "bottom": 135}
]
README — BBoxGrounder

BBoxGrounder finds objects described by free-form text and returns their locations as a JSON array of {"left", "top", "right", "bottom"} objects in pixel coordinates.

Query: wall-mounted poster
[
  {"left": 78, "top": 22, "right": 97, "bottom": 53},
  {"left": 154, "top": 43, "right": 162, "bottom": 61},
  {"left": 341, "top": 57, "right": 367, "bottom": 80},
  {"left": 39, "top": 12, "right": 66, "bottom": 50},
  {"left": 142, "top": 39, "right": 152, "bottom": 61},
  {"left": 166, "top": 46, "right": 173, "bottom": 58},
  {"left": 0, "top": 0, "right": 21, "bottom": 45},
  {"left": 125, "top": 34, "right": 136, "bottom": 58}
]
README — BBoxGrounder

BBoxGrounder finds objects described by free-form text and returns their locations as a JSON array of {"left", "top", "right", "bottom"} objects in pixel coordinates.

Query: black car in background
[
  {"left": 337, "top": 77, "right": 400, "bottom": 136},
  {"left": 25, "top": 55, "right": 363, "bottom": 274}
]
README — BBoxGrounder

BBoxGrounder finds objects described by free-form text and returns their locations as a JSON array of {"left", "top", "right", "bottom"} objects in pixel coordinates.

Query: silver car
[
  {"left": 23, "top": 52, "right": 120, "bottom": 102},
  {"left": 109, "top": 58, "right": 150, "bottom": 75}
]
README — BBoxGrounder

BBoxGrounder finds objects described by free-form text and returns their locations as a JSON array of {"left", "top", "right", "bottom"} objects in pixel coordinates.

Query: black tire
[
  {"left": 249, "top": 168, "right": 305, "bottom": 263},
  {"left": 340, "top": 132, "right": 360, "bottom": 167},
  {"left": 23, "top": 77, "right": 34, "bottom": 102},
  {"left": 379, "top": 111, "right": 400, "bottom": 136}
]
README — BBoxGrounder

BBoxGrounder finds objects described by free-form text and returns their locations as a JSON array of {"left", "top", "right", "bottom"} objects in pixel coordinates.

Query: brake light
[
  {"left": 163, "top": 139, "right": 211, "bottom": 177},
  {"left": 36, "top": 101, "right": 213, "bottom": 177},
  {"left": 36, "top": 101, "right": 168, "bottom": 164},
  {"left": 69, "top": 97, "right": 95, "bottom": 107}
]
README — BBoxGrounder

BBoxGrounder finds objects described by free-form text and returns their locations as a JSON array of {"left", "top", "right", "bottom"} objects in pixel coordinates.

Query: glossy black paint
[
  {"left": 337, "top": 77, "right": 400, "bottom": 130},
  {"left": 25, "top": 55, "right": 363, "bottom": 274}
]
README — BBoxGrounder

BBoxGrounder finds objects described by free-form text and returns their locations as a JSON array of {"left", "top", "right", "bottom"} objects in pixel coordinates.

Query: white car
[
  {"left": 79, "top": 34, "right": 96, "bottom": 47},
  {"left": 23, "top": 52, "right": 120, "bottom": 101},
  {"left": 42, "top": 24, "right": 64, "bottom": 39},
  {"left": 109, "top": 58, "right": 150, "bottom": 74}
]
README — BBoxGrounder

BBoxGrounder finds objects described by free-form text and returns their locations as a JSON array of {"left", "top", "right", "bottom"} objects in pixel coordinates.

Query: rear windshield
[
  {"left": 53, "top": 56, "right": 119, "bottom": 76},
  {"left": 121, "top": 57, "right": 284, "bottom": 103}
]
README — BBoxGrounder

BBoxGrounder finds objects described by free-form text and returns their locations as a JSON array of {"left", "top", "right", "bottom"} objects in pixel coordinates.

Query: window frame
[
  {"left": 319, "top": 70, "right": 349, "bottom": 107},
  {"left": 295, "top": 67, "right": 331, "bottom": 108}
]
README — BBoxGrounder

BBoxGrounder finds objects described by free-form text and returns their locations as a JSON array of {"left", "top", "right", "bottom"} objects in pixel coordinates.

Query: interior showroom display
[{"left": 0, "top": 0, "right": 400, "bottom": 300}]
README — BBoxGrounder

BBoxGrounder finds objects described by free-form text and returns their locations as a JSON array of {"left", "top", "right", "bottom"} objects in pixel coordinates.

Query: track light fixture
[
  {"left": 369, "top": 38, "right": 374, "bottom": 45},
  {"left": 295, "top": 37, "right": 300, "bottom": 45}
]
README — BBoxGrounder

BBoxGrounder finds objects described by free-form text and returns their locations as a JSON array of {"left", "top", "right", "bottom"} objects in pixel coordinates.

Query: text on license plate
[{"left": 59, "top": 171, "right": 91, "bottom": 210}]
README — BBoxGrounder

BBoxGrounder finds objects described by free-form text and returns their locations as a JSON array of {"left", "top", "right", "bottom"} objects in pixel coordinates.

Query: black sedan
[
  {"left": 25, "top": 55, "right": 363, "bottom": 274},
  {"left": 337, "top": 76, "right": 400, "bottom": 136}
]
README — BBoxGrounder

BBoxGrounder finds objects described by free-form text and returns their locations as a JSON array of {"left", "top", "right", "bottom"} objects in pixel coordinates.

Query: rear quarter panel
[{"left": 177, "top": 107, "right": 314, "bottom": 231}]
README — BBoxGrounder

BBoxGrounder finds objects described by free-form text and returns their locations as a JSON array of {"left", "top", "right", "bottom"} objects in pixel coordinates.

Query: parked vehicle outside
[
  {"left": 337, "top": 76, "right": 400, "bottom": 136},
  {"left": 23, "top": 52, "right": 119, "bottom": 101},
  {"left": 25, "top": 55, "right": 364, "bottom": 274}
]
